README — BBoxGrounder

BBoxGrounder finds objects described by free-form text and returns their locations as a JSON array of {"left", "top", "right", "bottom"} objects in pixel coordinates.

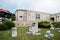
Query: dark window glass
[
  {"left": 5, "top": 15, "right": 7, "bottom": 18},
  {"left": 35, "top": 14, "right": 40, "bottom": 19},
  {"left": 0, "top": 13, "right": 2, "bottom": 17},
  {"left": 50, "top": 17, "right": 54, "bottom": 21},
  {"left": 1, "top": 13, "right": 4, "bottom": 17},
  {"left": 58, "top": 16, "right": 59, "bottom": 18},
  {"left": 20, "top": 16, "right": 22, "bottom": 18}
]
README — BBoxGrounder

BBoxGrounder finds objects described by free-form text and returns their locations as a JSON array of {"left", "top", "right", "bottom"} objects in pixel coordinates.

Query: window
[
  {"left": 50, "top": 17, "right": 54, "bottom": 21},
  {"left": 20, "top": 16, "right": 22, "bottom": 18},
  {"left": 35, "top": 14, "right": 40, "bottom": 19},
  {"left": 0, "top": 12, "right": 4, "bottom": 17},
  {"left": 5, "top": 15, "right": 7, "bottom": 17},
  {"left": 0, "top": 13, "right": 1, "bottom": 17},
  {"left": 58, "top": 16, "right": 59, "bottom": 18}
]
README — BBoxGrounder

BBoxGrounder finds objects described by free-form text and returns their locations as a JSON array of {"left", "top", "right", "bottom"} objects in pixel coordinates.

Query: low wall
[{"left": 14, "top": 21, "right": 33, "bottom": 27}]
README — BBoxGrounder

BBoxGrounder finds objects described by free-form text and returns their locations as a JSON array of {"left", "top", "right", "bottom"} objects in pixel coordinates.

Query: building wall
[
  {"left": 26, "top": 10, "right": 50, "bottom": 22},
  {"left": 15, "top": 10, "right": 27, "bottom": 21},
  {"left": 50, "top": 13, "right": 60, "bottom": 22},
  {"left": 15, "top": 10, "right": 28, "bottom": 26},
  {"left": 50, "top": 14, "right": 56, "bottom": 22},
  {"left": 56, "top": 14, "right": 60, "bottom": 22},
  {"left": 15, "top": 9, "right": 52, "bottom": 26}
]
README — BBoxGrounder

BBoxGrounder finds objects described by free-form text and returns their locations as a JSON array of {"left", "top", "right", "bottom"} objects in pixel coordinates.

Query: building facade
[
  {"left": 15, "top": 9, "right": 60, "bottom": 26},
  {"left": 0, "top": 9, "right": 11, "bottom": 22},
  {"left": 50, "top": 13, "right": 60, "bottom": 22}
]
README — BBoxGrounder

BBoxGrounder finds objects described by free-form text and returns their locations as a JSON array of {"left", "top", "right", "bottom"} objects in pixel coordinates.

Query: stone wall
[{"left": 15, "top": 9, "right": 50, "bottom": 26}]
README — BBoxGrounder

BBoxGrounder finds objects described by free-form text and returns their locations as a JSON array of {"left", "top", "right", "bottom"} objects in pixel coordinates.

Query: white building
[
  {"left": 50, "top": 13, "right": 60, "bottom": 22},
  {"left": 15, "top": 9, "right": 60, "bottom": 26}
]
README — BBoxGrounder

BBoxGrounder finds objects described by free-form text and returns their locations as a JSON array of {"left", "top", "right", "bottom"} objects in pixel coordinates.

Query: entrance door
[{"left": 50, "top": 17, "right": 54, "bottom": 21}]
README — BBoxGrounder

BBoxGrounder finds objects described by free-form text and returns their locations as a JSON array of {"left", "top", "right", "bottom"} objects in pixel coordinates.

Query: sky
[{"left": 0, "top": 0, "right": 60, "bottom": 14}]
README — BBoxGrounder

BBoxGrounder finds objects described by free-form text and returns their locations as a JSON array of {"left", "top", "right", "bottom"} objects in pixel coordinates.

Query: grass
[{"left": 0, "top": 27, "right": 60, "bottom": 40}]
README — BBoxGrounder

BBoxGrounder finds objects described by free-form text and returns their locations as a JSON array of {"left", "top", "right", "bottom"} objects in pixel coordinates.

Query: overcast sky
[{"left": 0, "top": 0, "right": 60, "bottom": 14}]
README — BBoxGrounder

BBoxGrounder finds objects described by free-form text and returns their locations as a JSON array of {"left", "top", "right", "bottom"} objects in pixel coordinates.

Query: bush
[
  {"left": 11, "top": 16, "right": 16, "bottom": 21},
  {"left": 0, "top": 23, "right": 7, "bottom": 31},
  {"left": 52, "top": 22, "right": 60, "bottom": 28},
  {"left": 11, "top": 14, "right": 16, "bottom": 21},
  {"left": 0, "top": 20, "right": 15, "bottom": 31},
  {"left": 3, "top": 20, "right": 15, "bottom": 29},
  {"left": 38, "top": 21, "right": 51, "bottom": 28},
  {"left": 32, "top": 22, "right": 35, "bottom": 26}
]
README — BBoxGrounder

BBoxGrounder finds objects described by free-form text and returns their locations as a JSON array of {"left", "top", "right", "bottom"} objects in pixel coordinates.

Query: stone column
[{"left": 35, "top": 21, "right": 38, "bottom": 33}]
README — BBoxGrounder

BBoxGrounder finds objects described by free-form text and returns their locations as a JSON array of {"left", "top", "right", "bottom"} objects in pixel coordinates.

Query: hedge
[
  {"left": 38, "top": 21, "right": 51, "bottom": 28},
  {"left": 52, "top": 22, "right": 60, "bottom": 28},
  {"left": 0, "top": 23, "right": 7, "bottom": 31},
  {"left": 0, "top": 20, "right": 15, "bottom": 31}
]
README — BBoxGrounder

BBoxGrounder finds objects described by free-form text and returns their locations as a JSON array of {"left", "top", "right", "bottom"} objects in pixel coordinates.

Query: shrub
[
  {"left": 11, "top": 16, "right": 16, "bottom": 21},
  {"left": 11, "top": 14, "right": 16, "bottom": 21},
  {"left": 38, "top": 21, "right": 51, "bottom": 28},
  {"left": 3, "top": 20, "right": 15, "bottom": 29},
  {"left": 32, "top": 22, "right": 35, "bottom": 26},
  {"left": 0, "top": 20, "right": 15, "bottom": 31},
  {"left": 52, "top": 22, "right": 60, "bottom": 28},
  {"left": 0, "top": 23, "right": 7, "bottom": 31}
]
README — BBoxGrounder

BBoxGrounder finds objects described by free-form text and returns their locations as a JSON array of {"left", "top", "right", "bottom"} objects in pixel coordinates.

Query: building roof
[
  {"left": 16, "top": 9, "right": 50, "bottom": 15},
  {"left": 0, "top": 8, "right": 9, "bottom": 13}
]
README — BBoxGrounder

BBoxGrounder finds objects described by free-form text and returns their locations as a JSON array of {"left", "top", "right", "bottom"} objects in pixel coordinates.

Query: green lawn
[{"left": 0, "top": 27, "right": 60, "bottom": 40}]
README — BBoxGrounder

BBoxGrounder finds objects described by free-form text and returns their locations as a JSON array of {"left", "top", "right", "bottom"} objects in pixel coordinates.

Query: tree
[{"left": 11, "top": 14, "right": 16, "bottom": 21}]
